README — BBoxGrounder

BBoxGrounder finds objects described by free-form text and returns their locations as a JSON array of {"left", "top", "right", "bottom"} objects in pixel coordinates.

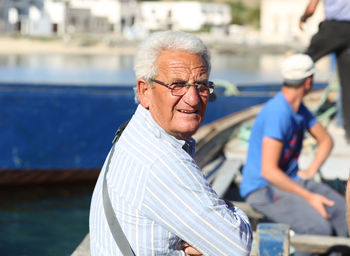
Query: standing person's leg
[
  {"left": 336, "top": 47, "right": 350, "bottom": 142},
  {"left": 305, "top": 21, "right": 347, "bottom": 62},
  {"left": 346, "top": 176, "right": 350, "bottom": 235},
  {"left": 306, "top": 21, "right": 350, "bottom": 140},
  {"left": 303, "top": 179, "right": 348, "bottom": 237}
]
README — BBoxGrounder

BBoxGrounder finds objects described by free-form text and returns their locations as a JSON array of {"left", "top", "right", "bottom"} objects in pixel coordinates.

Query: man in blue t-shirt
[{"left": 240, "top": 54, "right": 348, "bottom": 256}]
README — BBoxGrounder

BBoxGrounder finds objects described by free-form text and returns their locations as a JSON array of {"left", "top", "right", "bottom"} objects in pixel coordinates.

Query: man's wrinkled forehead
[{"left": 155, "top": 50, "right": 209, "bottom": 78}]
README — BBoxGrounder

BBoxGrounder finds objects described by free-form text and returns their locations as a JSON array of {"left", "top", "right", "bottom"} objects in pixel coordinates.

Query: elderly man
[
  {"left": 240, "top": 54, "right": 348, "bottom": 256},
  {"left": 89, "top": 30, "right": 252, "bottom": 255}
]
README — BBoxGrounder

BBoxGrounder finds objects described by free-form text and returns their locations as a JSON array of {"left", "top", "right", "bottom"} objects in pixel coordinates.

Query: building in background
[
  {"left": 67, "top": 0, "right": 138, "bottom": 34},
  {"left": 260, "top": 0, "right": 324, "bottom": 45},
  {"left": 0, "top": 0, "right": 230, "bottom": 38},
  {"left": 0, "top": 0, "right": 52, "bottom": 36},
  {"left": 0, "top": 0, "right": 139, "bottom": 36},
  {"left": 0, "top": 0, "right": 323, "bottom": 47},
  {"left": 140, "top": 1, "right": 231, "bottom": 32},
  {"left": 0, "top": 0, "right": 12, "bottom": 31}
]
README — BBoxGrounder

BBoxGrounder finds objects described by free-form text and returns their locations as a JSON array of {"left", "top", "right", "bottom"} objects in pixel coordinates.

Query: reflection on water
[
  {"left": 211, "top": 53, "right": 283, "bottom": 84},
  {"left": 0, "top": 53, "right": 331, "bottom": 85},
  {"left": 0, "top": 184, "right": 94, "bottom": 256},
  {"left": 0, "top": 54, "right": 135, "bottom": 85},
  {"left": 0, "top": 54, "right": 134, "bottom": 69}
]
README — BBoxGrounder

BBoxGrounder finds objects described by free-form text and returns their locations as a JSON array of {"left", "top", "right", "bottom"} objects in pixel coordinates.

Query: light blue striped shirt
[
  {"left": 89, "top": 105, "right": 252, "bottom": 255},
  {"left": 324, "top": 0, "right": 350, "bottom": 21}
]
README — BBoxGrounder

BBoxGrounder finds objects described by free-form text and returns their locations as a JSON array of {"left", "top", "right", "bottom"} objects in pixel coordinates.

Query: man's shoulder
[
  {"left": 258, "top": 94, "right": 289, "bottom": 121},
  {"left": 120, "top": 118, "right": 185, "bottom": 165}
]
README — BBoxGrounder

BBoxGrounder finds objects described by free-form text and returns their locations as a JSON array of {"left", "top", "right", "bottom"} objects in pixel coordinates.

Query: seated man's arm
[
  {"left": 297, "top": 121, "right": 333, "bottom": 179},
  {"left": 261, "top": 137, "right": 334, "bottom": 219}
]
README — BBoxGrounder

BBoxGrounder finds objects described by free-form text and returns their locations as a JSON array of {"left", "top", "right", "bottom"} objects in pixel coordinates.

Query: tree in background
[{"left": 229, "top": 0, "right": 260, "bottom": 28}]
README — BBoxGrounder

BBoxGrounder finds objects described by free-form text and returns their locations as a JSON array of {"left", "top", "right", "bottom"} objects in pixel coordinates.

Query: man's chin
[{"left": 174, "top": 125, "right": 201, "bottom": 139}]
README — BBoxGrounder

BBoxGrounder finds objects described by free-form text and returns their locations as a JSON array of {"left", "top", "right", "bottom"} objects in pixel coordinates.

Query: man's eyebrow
[
  {"left": 170, "top": 78, "right": 187, "bottom": 83},
  {"left": 170, "top": 77, "right": 208, "bottom": 83},
  {"left": 196, "top": 77, "right": 209, "bottom": 82}
]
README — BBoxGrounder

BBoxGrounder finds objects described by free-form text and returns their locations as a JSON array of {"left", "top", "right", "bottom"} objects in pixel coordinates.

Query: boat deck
[
  {"left": 223, "top": 118, "right": 350, "bottom": 181},
  {"left": 222, "top": 90, "right": 350, "bottom": 182},
  {"left": 300, "top": 119, "right": 350, "bottom": 181}
]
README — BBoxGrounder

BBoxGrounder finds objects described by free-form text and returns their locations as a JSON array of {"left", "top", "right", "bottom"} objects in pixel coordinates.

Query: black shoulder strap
[{"left": 102, "top": 120, "right": 135, "bottom": 256}]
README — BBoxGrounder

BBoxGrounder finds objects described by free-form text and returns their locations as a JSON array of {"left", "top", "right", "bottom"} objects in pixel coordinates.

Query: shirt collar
[{"left": 136, "top": 105, "right": 196, "bottom": 157}]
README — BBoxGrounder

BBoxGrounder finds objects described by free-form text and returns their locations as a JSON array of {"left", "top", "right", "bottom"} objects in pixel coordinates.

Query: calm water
[
  {"left": 0, "top": 53, "right": 330, "bottom": 255},
  {"left": 0, "top": 53, "right": 331, "bottom": 85},
  {"left": 0, "top": 184, "right": 93, "bottom": 255},
  {"left": 0, "top": 53, "right": 287, "bottom": 85}
]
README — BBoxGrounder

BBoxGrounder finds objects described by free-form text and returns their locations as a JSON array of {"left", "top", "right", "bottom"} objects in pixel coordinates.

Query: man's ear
[
  {"left": 304, "top": 76, "right": 313, "bottom": 91},
  {"left": 137, "top": 79, "right": 151, "bottom": 109}
]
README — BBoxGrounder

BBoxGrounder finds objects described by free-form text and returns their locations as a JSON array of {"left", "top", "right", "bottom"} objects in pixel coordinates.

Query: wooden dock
[
  {"left": 72, "top": 234, "right": 90, "bottom": 256},
  {"left": 72, "top": 222, "right": 350, "bottom": 255}
]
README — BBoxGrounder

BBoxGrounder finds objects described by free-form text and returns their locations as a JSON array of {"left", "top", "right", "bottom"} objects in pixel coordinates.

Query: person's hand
[
  {"left": 297, "top": 169, "right": 315, "bottom": 179},
  {"left": 306, "top": 193, "right": 334, "bottom": 218},
  {"left": 299, "top": 20, "right": 305, "bottom": 31},
  {"left": 299, "top": 15, "right": 308, "bottom": 31},
  {"left": 181, "top": 241, "right": 203, "bottom": 256}
]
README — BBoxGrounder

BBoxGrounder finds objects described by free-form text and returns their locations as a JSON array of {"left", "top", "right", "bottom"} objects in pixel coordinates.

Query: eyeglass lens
[{"left": 171, "top": 83, "right": 212, "bottom": 96}]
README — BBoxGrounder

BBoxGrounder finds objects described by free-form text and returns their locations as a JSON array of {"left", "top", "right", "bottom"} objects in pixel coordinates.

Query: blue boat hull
[{"left": 1, "top": 82, "right": 326, "bottom": 185}]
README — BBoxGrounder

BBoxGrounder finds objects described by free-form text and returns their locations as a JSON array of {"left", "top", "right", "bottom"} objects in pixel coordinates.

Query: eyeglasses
[{"left": 150, "top": 79, "right": 214, "bottom": 97}]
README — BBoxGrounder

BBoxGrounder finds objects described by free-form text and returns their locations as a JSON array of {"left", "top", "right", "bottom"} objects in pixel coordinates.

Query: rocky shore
[
  {"left": 0, "top": 36, "right": 137, "bottom": 55},
  {"left": 0, "top": 35, "right": 305, "bottom": 55}
]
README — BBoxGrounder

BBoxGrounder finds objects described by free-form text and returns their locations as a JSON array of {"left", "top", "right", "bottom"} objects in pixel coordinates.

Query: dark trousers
[
  {"left": 305, "top": 20, "right": 350, "bottom": 141},
  {"left": 246, "top": 179, "right": 348, "bottom": 256}
]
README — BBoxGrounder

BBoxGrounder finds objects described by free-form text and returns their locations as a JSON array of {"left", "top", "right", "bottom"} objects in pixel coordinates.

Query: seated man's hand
[
  {"left": 181, "top": 241, "right": 203, "bottom": 256},
  {"left": 297, "top": 169, "right": 316, "bottom": 180},
  {"left": 306, "top": 192, "right": 334, "bottom": 219}
]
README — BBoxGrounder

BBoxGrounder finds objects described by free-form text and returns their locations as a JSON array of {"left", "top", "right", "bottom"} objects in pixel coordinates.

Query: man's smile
[{"left": 178, "top": 109, "right": 198, "bottom": 114}]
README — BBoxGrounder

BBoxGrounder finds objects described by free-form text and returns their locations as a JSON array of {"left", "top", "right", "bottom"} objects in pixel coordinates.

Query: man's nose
[{"left": 182, "top": 85, "right": 201, "bottom": 104}]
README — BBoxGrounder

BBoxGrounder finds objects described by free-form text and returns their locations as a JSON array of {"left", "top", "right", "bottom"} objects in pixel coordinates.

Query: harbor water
[{"left": 0, "top": 53, "right": 330, "bottom": 255}]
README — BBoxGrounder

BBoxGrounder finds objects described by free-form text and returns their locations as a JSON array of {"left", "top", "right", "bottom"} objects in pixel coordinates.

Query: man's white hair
[{"left": 133, "top": 30, "right": 211, "bottom": 102}]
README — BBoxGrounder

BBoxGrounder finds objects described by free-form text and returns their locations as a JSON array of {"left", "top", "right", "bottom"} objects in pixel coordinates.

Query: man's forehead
[
  {"left": 158, "top": 50, "right": 204, "bottom": 62},
  {"left": 156, "top": 50, "right": 208, "bottom": 73}
]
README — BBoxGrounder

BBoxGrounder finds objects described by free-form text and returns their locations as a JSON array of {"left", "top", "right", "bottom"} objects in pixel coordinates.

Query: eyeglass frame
[{"left": 150, "top": 78, "right": 215, "bottom": 97}]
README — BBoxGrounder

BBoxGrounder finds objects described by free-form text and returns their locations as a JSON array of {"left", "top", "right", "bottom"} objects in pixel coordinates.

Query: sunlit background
[{"left": 0, "top": 0, "right": 333, "bottom": 255}]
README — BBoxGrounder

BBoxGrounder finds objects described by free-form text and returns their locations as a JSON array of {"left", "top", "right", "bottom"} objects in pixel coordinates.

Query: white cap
[{"left": 281, "top": 54, "right": 315, "bottom": 84}]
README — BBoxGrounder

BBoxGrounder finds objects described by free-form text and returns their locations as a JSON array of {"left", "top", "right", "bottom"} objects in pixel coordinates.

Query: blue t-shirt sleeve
[
  {"left": 300, "top": 103, "right": 317, "bottom": 130},
  {"left": 262, "top": 108, "right": 289, "bottom": 142}
]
